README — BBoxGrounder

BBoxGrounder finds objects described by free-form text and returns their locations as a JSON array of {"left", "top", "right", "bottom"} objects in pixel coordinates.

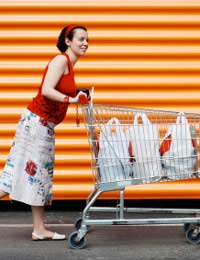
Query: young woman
[{"left": 0, "top": 24, "right": 89, "bottom": 241}]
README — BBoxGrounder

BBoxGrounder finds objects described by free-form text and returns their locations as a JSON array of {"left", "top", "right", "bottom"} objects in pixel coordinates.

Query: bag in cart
[
  {"left": 127, "top": 112, "right": 162, "bottom": 182},
  {"left": 160, "top": 112, "right": 198, "bottom": 179},
  {"left": 97, "top": 117, "right": 132, "bottom": 183}
]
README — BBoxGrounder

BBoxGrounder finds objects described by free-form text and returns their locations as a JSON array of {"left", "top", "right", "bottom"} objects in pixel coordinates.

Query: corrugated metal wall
[{"left": 1, "top": 0, "right": 200, "bottom": 200}]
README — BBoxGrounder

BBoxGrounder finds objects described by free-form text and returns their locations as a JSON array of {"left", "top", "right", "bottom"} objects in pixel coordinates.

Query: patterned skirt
[{"left": 0, "top": 109, "right": 56, "bottom": 206}]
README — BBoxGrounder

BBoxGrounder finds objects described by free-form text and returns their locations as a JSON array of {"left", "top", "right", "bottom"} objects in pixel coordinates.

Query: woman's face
[{"left": 67, "top": 29, "right": 89, "bottom": 57}]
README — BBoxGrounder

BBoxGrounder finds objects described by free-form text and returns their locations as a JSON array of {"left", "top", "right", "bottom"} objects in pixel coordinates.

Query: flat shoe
[{"left": 32, "top": 232, "right": 66, "bottom": 241}]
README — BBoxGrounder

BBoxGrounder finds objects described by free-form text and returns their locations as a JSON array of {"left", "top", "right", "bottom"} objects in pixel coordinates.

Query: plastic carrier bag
[
  {"left": 160, "top": 112, "right": 198, "bottom": 179},
  {"left": 97, "top": 117, "right": 132, "bottom": 183},
  {"left": 127, "top": 112, "right": 162, "bottom": 181}
]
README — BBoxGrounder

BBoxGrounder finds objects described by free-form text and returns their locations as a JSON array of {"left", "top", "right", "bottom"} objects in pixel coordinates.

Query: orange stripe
[{"left": 1, "top": 0, "right": 200, "bottom": 200}]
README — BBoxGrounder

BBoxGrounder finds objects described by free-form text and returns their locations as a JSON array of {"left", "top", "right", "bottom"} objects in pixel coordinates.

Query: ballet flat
[{"left": 32, "top": 232, "right": 66, "bottom": 241}]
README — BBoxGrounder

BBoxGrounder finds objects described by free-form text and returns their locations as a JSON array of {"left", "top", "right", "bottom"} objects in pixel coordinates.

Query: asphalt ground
[{"left": 1, "top": 200, "right": 200, "bottom": 260}]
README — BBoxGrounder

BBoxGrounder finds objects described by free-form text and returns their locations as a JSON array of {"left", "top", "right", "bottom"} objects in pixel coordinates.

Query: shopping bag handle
[
  {"left": 104, "top": 117, "right": 121, "bottom": 136},
  {"left": 176, "top": 112, "right": 188, "bottom": 125},
  {"left": 107, "top": 117, "right": 121, "bottom": 126},
  {"left": 134, "top": 112, "right": 151, "bottom": 125}
]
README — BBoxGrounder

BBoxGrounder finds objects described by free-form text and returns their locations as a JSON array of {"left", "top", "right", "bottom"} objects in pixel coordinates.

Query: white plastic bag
[
  {"left": 97, "top": 117, "right": 132, "bottom": 183},
  {"left": 127, "top": 113, "right": 162, "bottom": 181},
  {"left": 160, "top": 112, "right": 198, "bottom": 179}
]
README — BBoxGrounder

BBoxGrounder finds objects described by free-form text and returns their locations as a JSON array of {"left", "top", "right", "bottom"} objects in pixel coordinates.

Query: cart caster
[
  {"left": 185, "top": 225, "right": 200, "bottom": 245},
  {"left": 75, "top": 217, "right": 83, "bottom": 230},
  {"left": 75, "top": 217, "right": 89, "bottom": 232},
  {"left": 183, "top": 223, "right": 191, "bottom": 233},
  {"left": 68, "top": 231, "right": 87, "bottom": 249}
]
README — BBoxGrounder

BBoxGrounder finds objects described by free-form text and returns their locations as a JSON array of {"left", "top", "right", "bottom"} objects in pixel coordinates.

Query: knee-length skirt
[{"left": 0, "top": 109, "right": 56, "bottom": 206}]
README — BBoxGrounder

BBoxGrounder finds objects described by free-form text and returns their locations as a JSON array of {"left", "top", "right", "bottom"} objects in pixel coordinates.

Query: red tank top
[{"left": 28, "top": 53, "right": 76, "bottom": 124}]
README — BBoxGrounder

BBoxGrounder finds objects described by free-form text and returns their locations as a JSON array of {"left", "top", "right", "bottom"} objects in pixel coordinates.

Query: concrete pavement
[{"left": 0, "top": 201, "right": 200, "bottom": 260}]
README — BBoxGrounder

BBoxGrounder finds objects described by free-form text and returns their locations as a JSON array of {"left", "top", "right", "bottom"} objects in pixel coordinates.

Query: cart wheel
[
  {"left": 185, "top": 225, "right": 200, "bottom": 245},
  {"left": 68, "top": 231, "right": 87, "bottom": 249},
  {"left": 183, "top": 223, "right": 191, "bottom": 233},
  {"left": 75, "top": 217, "right": 83, "bottom": 230}
]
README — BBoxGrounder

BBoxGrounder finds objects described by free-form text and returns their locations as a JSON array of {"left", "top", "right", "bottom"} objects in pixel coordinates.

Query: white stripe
[
  {"left": 0, "top": 224, "right": 74, "bottom": 228},
  {"left": 0, "top": 223, "right": 182, "bottom": 228}
]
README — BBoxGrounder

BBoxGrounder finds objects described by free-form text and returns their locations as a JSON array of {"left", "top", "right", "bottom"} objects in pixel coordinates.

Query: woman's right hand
[{"left": 68, "top": 91, "right": 87, "bottom": 104}]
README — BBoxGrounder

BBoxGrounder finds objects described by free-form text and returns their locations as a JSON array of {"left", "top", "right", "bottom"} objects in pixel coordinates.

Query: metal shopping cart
[{"left": 68, "top": 101, "right": 200, "bottom": 249}]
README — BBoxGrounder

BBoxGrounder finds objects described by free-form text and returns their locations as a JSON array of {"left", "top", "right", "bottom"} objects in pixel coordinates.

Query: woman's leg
[
  {"left": 31, "top": 206, "right": 55, "bottom": 238},
  {"left": 31, "top": 206, "right": 66, "bottom": 240}
]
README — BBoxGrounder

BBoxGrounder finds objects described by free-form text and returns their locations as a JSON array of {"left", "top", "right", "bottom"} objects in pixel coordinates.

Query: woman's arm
[{"left": 41, "top": 55, "right": 85, "bottom": 104}]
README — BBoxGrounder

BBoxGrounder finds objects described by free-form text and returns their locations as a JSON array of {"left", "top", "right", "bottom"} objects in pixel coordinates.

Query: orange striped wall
[{"left": 1, "top": 0, "right": 200, "bottom": 200}]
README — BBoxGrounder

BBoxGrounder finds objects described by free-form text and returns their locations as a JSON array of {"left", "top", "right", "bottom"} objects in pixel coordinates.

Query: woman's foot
[
  {"left": 0, "top": 190, "right": 8, "bottom": 199},
  {"left": 32, "top": 230, "right": 66, "bottom": 241}
]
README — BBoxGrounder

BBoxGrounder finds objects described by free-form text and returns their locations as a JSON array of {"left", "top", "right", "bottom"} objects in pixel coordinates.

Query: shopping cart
[{"left": 68, "top": 101, "right": 200, "bottom": 249}]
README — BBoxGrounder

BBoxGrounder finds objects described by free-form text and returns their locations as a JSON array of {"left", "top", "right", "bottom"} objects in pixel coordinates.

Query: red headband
[{"left": 65, "top": 24, "right": 79, "bottom": 38}]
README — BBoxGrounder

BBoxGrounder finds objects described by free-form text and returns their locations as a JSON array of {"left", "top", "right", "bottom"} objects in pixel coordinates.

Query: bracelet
[{"left": 63, "top": 96, "right": 69, "bottom": 103}]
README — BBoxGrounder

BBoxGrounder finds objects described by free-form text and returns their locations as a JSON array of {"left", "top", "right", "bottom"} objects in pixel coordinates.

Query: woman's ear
[{"left": 65, "top": 38, "right": 71, "bottom": 47}]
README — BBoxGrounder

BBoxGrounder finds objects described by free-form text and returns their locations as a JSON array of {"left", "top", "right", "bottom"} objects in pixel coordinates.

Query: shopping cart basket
[{"left": 68, "top": 102, "right": 200, "bottom": 249}]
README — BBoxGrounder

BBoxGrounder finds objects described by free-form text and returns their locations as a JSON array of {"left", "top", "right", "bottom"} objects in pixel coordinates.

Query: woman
[{"left": 0, "top": 24, "right": 89, "bottom": 241}]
